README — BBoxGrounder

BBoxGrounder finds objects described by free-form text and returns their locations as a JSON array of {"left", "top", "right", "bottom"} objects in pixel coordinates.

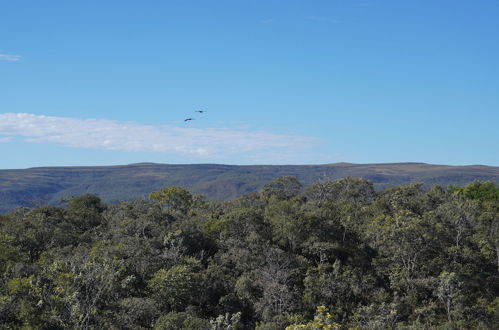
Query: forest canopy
[{"left": 0, "top": 178, "right": 497, "bottom": 329}]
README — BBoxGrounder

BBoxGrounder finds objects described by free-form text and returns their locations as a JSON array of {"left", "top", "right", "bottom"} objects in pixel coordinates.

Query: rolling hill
[{"left": 1, "top": 162, "right": 498, "bottom": 213}]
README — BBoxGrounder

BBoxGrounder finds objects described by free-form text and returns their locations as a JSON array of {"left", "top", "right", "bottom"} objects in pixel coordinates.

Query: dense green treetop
[{"left": 0, "top": 178, "right": 497, "bottom": 329}]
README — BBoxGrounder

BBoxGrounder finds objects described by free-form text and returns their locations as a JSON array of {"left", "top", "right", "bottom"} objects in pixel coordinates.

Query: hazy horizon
[{"left": 2, "top": 160, "right": 499, "bottom": 172}]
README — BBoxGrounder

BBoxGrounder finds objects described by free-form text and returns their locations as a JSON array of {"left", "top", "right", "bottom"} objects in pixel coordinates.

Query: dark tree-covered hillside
[
  {"left": 0, "top": 178, "right": 497, "bottom": 329},
  {"left": 2, "top": 162, "right": 499, "bottom": 214}
]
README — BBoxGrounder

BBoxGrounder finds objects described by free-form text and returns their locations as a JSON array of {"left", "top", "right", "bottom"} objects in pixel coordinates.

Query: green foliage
[
  {"left": 150, "top": 186, "right": 193, "bottom": 214},
  {"left": 154, "top": 311, "right": 210, "bottom": 330},
  {"left": 286, "top": 306, "right": 341, "bottom": 329},
  {"left": 0, "top": 179, "right": 497, "bottom": 328},
  {"left": 148, "top": 265, "right": 196, "bottom": 310},
  {"left": 261, "top": 176, "right": 302, "bottom": 200},
  {"left": 210, "top": 312, "right": 242, "bottom": 330},
  {"left": 450, "top": 181, "right": 499, "bottom": 202},
  {"left": 67, "top": 193, "right": 106, "bottom": 231},
  {"left": 0, "top": 234, "right": 19, "bottom": 274},
  {"left": 304, "top": 177, "right": 375, "bottom": 203},
  {"left": 117, "top": 297, "right": 160, "bottom": 328},
  {"left": 67, "top": 193, "right": 106, "bottom": 212},
  {"left": 351, "top": 302, "right": 398, "bottom": 329},
  {"left": 435, "top": 271, "right": 462, "bottom": 322}
]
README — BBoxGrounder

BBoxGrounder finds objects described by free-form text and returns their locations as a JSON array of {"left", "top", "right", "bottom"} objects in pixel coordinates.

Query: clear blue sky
[{"left": 1, "top": 0, "right": 498, "bottom": 169}]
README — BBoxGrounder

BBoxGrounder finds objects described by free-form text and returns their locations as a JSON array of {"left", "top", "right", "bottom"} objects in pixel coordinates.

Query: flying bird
[
  {"left": 184, "top": 118, "right": 194, "bottom": 122},
  {"left": 195, "top": 110, "right": 206, "bottom": 113}
]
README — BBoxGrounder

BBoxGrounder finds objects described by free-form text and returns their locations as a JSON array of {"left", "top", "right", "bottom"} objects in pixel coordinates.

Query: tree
[
  {"left": 0, "top": 234, "right": 20, "bottom": 275},
  {"left": 210, "top": 312, "right": 242, "bottom": 330},
  {"left": 351, "top": 302, "right": 398, "bottom": 329},
  {"left": 264, "top": 198, "right": 311, "bottom": 252},
  {"left": 254, "top": 248, "right": 294, "bottom": 320},
  {"left": 150, "top": 186, "right": 193, "bottom": 215},
  {"left": 435, "top": 271, "right": 462, "bottom": 322},
  {"left": 1, "top": 179, "right": 498, "bottom": 328},
  {"left": 66, "top": 194, "right": 106, "bottom": 231},
  {"left": 286, "top": 306, "right": 341, "bottom": 329},
  {"left": 261, "top": 176, "right": 302, "bottom": 200},
  {"left": 115, "top": 297, "right": 160, "bottom": 329},
  {"left": 5, "top": 276, "right": 45, "bottom": 328},
  {"left": 367, "top": 210, "right": 433, "bottom": 280},
  {"left": 148, "top": 264, "right": 197, "bottom": 311},
  {"left": 58, "top": 245, "right": 124, "bottom": 329},
  {"left": 451, "top": 181, "right": 499, "bottom": 203},
  {"left": 304, "top": 177, "right": 375, "bottom": 204},
  {"left": 452, "top": 181, "right": 499, "bottom": 271},
  {"left": 434, "top": 199, "right": 477, "bottom": 250},
  {"left": 154, "top": 311, "right": 210, "bottom": 330}
]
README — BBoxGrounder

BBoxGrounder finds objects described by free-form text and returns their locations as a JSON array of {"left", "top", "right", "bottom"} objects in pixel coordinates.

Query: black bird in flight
[
  {"left": 195, "top": 110, "right": 206, "bottom": 113},
  {"left": 184, "top": 118, "right": 194, "bottom": 122}
]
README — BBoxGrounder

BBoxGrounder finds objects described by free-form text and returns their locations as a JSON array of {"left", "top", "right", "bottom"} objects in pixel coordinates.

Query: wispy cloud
[
  {"left": 0, "top": 136, "right": 13, "bottom": 143},
  {"left": 0, "top": 54, "right": 21, "bottom": 61},
  {"left": 0, "top": 113, "right": 320, "bottom": 161}
]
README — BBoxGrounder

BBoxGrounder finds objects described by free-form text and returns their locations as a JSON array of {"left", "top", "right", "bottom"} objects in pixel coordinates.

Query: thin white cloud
[
  {"left": 0, "top": 54, "right": 21, "bottom": 61},
  {"left": 0, "top": 113, "right": 320, "bottom": 160},
  {"left": 0, "top": 136, "right": 13, "bottom": 143}
]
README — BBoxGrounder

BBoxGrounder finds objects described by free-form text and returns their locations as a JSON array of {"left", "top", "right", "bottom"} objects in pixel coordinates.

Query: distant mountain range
[{"left": 1, "top": 162, "right": 498, "bottom": 213}]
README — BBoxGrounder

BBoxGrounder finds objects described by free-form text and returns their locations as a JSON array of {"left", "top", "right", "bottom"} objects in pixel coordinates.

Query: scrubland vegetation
[{"left": 0, "top": 177, "right": 498, "bottom": 329}]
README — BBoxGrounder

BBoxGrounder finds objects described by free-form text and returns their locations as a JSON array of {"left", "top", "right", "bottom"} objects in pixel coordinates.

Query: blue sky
[{"left": 1, "top": 0, "right": 498, "bottom": 169}]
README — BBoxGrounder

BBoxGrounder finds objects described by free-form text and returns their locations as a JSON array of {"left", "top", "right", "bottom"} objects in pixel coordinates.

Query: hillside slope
[{"left": 1, "top": 162, "right": 498, "bottom": 213}]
